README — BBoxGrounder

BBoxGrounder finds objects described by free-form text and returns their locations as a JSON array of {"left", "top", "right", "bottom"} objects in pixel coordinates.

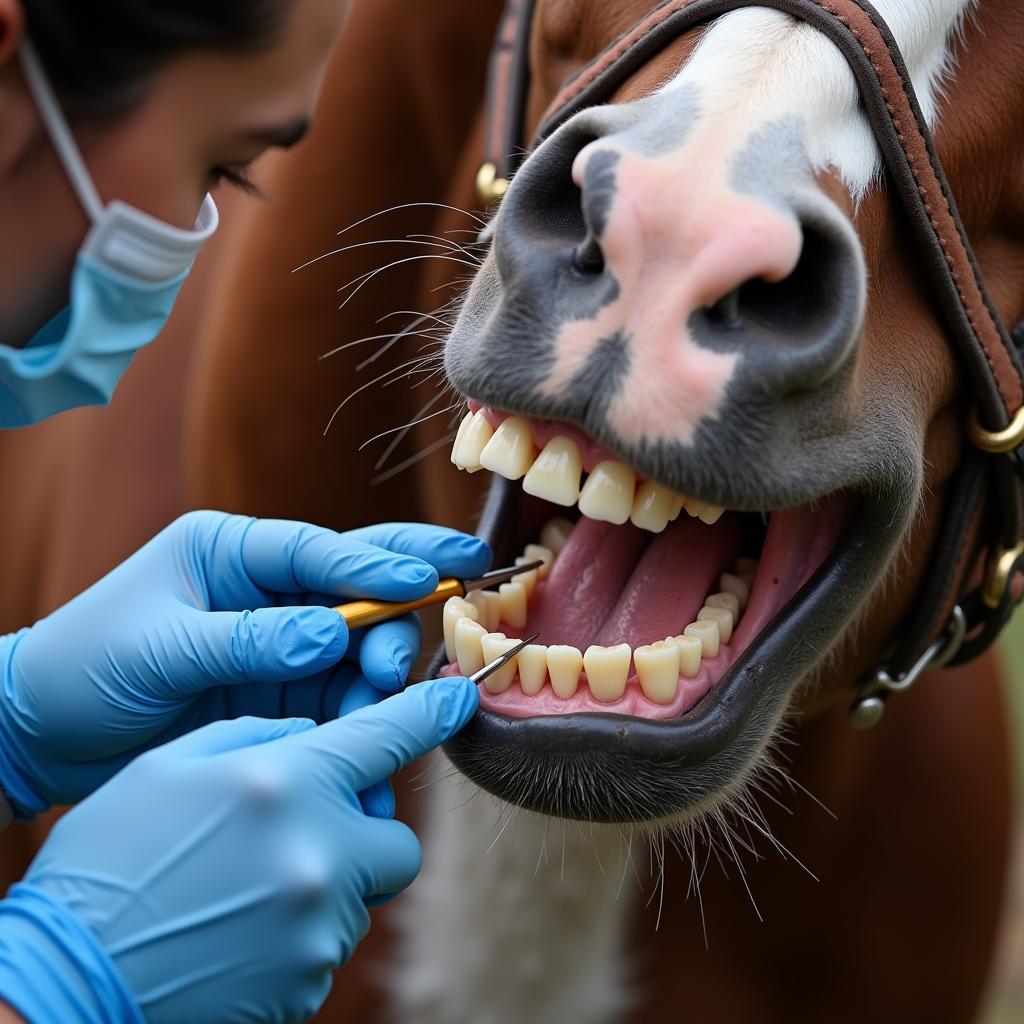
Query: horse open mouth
[
  {"left": 444, "top": 405, "right": 849, "bottom": 718},
  {"left": 435, "top": 403, "right": 875, "bottom": 824}
]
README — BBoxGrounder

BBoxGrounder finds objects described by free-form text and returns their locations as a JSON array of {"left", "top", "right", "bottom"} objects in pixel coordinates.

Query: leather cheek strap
[{"left": 480, "top": 0, "right": 1024, "bottom": 677}]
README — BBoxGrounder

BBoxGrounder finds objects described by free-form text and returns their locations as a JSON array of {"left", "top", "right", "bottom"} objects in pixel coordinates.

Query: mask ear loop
[{"left": 18, "top": 40, "right": 105, "bottom": 225}]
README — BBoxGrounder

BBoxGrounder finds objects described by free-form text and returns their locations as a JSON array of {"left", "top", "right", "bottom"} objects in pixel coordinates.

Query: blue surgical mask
[{"left": 0, "top": 42, "right": 219, "bottom": 428}]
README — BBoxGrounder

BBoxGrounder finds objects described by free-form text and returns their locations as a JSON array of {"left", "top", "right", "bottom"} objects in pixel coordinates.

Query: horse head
[{"left": 439, "top": 0, "right": 1024, "bottom": 825}]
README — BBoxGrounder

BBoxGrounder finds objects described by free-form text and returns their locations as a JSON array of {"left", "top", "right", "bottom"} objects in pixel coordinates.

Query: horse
[{"left": 188, "top": 0, "right": 1024, "bottom": 1019}]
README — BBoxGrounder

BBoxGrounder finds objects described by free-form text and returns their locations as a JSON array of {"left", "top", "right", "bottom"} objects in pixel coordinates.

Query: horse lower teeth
[{"left": 444, "top": 520, "right": 757, "bottom": 709}]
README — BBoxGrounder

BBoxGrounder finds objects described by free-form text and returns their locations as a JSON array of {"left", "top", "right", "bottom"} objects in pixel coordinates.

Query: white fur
[
  {"left": 660, "top": 0, "right": 977, "bottom": 202},
  {"left": 393, "top": 756, "right": 636, "bottom": 1024}
]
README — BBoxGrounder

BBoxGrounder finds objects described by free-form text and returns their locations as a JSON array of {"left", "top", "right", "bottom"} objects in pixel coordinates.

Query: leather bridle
[{"left": 476, "top": 0, "right": 1024, "bottom": 727}]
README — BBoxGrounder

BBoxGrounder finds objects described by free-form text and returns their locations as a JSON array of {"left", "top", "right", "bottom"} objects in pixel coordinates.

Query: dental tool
[
  {"left": 333, "top": 562, "right": 545, "bottom": 630},
  {"left": 468, "top": 633, "right": 541, "bottom": 686}
]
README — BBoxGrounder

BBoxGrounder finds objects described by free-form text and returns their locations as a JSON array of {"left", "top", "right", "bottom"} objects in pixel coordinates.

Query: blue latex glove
[
  {"left": 0, "top": 512, "right": 490, "bottom": 818},
  {"left": 0, "top": 678, "right": 479, "bottom": 1024}
]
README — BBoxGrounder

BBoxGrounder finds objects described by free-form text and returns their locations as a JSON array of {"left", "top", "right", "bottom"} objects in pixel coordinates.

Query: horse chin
[{"left": 435, "top": 420, "right": 915, "bottom": 825}]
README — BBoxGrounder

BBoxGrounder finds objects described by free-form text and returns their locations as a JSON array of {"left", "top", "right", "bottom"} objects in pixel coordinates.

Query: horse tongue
[
  {"left": 524, "top": 518, "right": 650, "bottom": 648},
  {"left": 524, "top": 514, "right": 741, "bottom": 651},
  {"left": 597, "top": 514, "right": 742, "bottom": 650}
]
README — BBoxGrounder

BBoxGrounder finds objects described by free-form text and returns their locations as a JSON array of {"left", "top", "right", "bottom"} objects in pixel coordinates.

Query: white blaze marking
[{"left": 659, "top": 0, "right": 977, "bottom": 203}]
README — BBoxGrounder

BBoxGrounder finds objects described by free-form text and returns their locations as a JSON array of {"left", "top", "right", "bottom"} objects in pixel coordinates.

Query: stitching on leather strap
[{"left": 816, "top": 0, "right": 1023, "bottom": 419}]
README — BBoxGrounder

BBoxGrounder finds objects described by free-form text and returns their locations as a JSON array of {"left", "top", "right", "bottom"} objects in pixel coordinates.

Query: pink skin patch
[
  {"left": 532, "top": 141, "right": 802, "bottom": 449},
  {"left": 442, "top": 498, "right": 846, "bottom": 720}
]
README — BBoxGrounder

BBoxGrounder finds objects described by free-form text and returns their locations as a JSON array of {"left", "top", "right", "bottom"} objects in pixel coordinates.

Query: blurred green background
[{"left": 983, "top": 623, "right": 1024, "bottom": 1023}]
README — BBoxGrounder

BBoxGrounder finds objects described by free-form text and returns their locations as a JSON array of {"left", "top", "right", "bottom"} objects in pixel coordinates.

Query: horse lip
[{"left": 435, "top": 475, "right": 909, "bottom": 824}]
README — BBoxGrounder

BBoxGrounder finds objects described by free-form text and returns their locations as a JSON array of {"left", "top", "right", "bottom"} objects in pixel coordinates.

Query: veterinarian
[{"left": 0, "top": 2, "right": 486, "bottom": 1021}]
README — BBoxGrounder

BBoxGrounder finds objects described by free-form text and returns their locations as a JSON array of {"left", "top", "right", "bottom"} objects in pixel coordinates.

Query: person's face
[{"left": 0, "top": 0, "right": 351, "bottom": 345}]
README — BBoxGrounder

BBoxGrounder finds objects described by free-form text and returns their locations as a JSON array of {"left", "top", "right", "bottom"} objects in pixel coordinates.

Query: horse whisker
[
  {"left": 333, "top": 201, "right": 487, "bottom": 241},
  {"left": 370, "top": 432, "right": 458, "bottom": 486}
]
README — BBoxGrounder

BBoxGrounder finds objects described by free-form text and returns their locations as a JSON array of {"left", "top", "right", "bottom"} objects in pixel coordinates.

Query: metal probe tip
[
  {"left": 468, "top": 633, "right": 541, "bottom": 684},
  {"left": 462, "top": 561, "right": 545, "bottom": 593}
]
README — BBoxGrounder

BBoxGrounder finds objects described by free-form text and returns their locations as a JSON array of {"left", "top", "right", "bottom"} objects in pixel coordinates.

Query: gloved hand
[
  {"left": 0, "top": 678, "right": 478, "bottom": 1024},
  {"left": 0, "top": 511, "right": 490, "bottom": 817}
]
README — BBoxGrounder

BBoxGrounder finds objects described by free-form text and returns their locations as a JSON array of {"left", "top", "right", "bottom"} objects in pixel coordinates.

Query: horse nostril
[
  {"left": 706, "top": 289, "right": 742, "bottom": 328},
  {"left": 573, "top": 235, "right": 605, "bottom": 275},
  {"left": 722, "top": 223, "right": 839, "bottom": 335},
  {"left": 692, "top": 213, "right": 865, "bottom": 394}
]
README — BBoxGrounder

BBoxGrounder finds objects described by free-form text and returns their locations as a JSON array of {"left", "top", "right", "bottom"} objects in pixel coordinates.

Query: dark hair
[{"left": 23, "top": 1, "right": 290, "bottom": 113}]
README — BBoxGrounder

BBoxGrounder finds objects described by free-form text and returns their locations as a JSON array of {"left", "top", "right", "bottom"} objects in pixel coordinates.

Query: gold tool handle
[{"left": 333, "top": 578, "right": 465, "bottom": 629}]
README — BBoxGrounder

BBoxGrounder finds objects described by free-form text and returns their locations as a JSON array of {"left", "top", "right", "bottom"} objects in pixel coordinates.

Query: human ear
[{"left": 0, "top": 0, "right": 24, "bottom": 68}]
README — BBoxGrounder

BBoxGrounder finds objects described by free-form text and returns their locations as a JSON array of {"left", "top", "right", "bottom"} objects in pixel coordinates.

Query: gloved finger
[
  {"left": 217, "top": 664, "right": 381, "bottom": 732},
  {"left": 172, "top": 606, "right": 349, "bottom": 694},
  {"left": 358, "top": 779, "right": 396, "bottom": 819},
  {"left": 357, "top": 616, "right": 421, "bottom": 693},
  {"left": 336, "top": 677, "right": 386, "bottom": 719},
  {"left": 342, "top": 523, "right": 492, "bottom": 579},
  {"left": 364, "top": 892, "right": 399, "bottom": 909},
  {"left": 360, "top": 819, "right": 423, "bottom": 899},
  {"left": 335, "top": 679, "right": 400, "bottom": 816},
  {"left": 239, "top": 520, "right": 442, "bottom": 602},
  {"left": 156, "top": 716, "right": 317, "bottom": 760},
  {"left": 289, "top": 677, "right": 478, "bottom": 793}
]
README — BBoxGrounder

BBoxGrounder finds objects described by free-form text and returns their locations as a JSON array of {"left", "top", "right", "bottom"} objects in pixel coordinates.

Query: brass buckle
[
  {"left": 982, "top": 539, "right": 1024, "bottom": 609},
  {"left": 967, "top": 404, "right": 1024, "bottom": 454},
  {"left": 476, "top": 162, "right": 509, "bottom": 206}
]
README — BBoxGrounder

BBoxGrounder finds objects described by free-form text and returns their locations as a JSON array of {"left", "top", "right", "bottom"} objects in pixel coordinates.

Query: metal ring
[
  {"left": 927, "top": 604, "right": 968, "bottom": 669},
  {"left": 476, "top": 163, "right": 509, "bottom": 206},
  {"left": 967, "top": 404, "right": 1024, "bottom": 454},
  {"left": 849, "top": 605, "right": 967, "bottom": 728}
]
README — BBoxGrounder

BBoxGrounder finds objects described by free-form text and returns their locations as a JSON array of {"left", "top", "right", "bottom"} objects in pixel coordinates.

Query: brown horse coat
[
  {"left": 0, "top": 1, "right": 1011, "bottom": 1020},
  {"left": 185, "top": 2, "right": 1013, "bottom": 1021}
]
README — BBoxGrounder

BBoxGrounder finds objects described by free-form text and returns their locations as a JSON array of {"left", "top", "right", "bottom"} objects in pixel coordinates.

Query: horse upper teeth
[
  {"left": 684, "top": 619, "right": 721, "bottom": 659},
  {"left": 451, "top": 414, "right": 729, "bottom": 535},
  {"left": 577, "top": 460, "right": 636, "bottom": 525},
  {"left": 698, "top": 504, "right": 726, "bottom": 525},
  {"left": 540, "top": 518, "right": 574, "bottom": 555},
  {"left": 480, "top": 633, "right": 521, "bottom": 694},
  {"left": 634, "top": 640, "right": 681, "bottom": 705},
  {"left": 454, "top": 616, "right": 487, "bottom": 675},
  {"left": 479, "top": 416, "right": 536, "bottom": 480},
  {"left": 547, "top": 645, "right": 583, "bottom": 699},
  {"left": 630, "top": 480, "right": 676, "bottom": 533},
  {"left": 443, "top": 596, "right": 479, "bottom": 661},
  {"left": 698, "top": 605, "right": 734, "bottom": 644},
  {"left": 517, "top": 643, "right": 549, "bottom": 695},
  {"left": 522, "top": 436, "right": 583, "bottom": 506},
  {"left": 451, "top": 410, "right": 493, "bottom": 472},
  {"left": 498, "top": 580, "right": 528, "bottom": 629}
]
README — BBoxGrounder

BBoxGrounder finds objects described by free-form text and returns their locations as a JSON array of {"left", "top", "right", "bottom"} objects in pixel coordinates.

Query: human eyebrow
[{"left": 243, "top": 118, "right": 312, "bottom": 150}]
